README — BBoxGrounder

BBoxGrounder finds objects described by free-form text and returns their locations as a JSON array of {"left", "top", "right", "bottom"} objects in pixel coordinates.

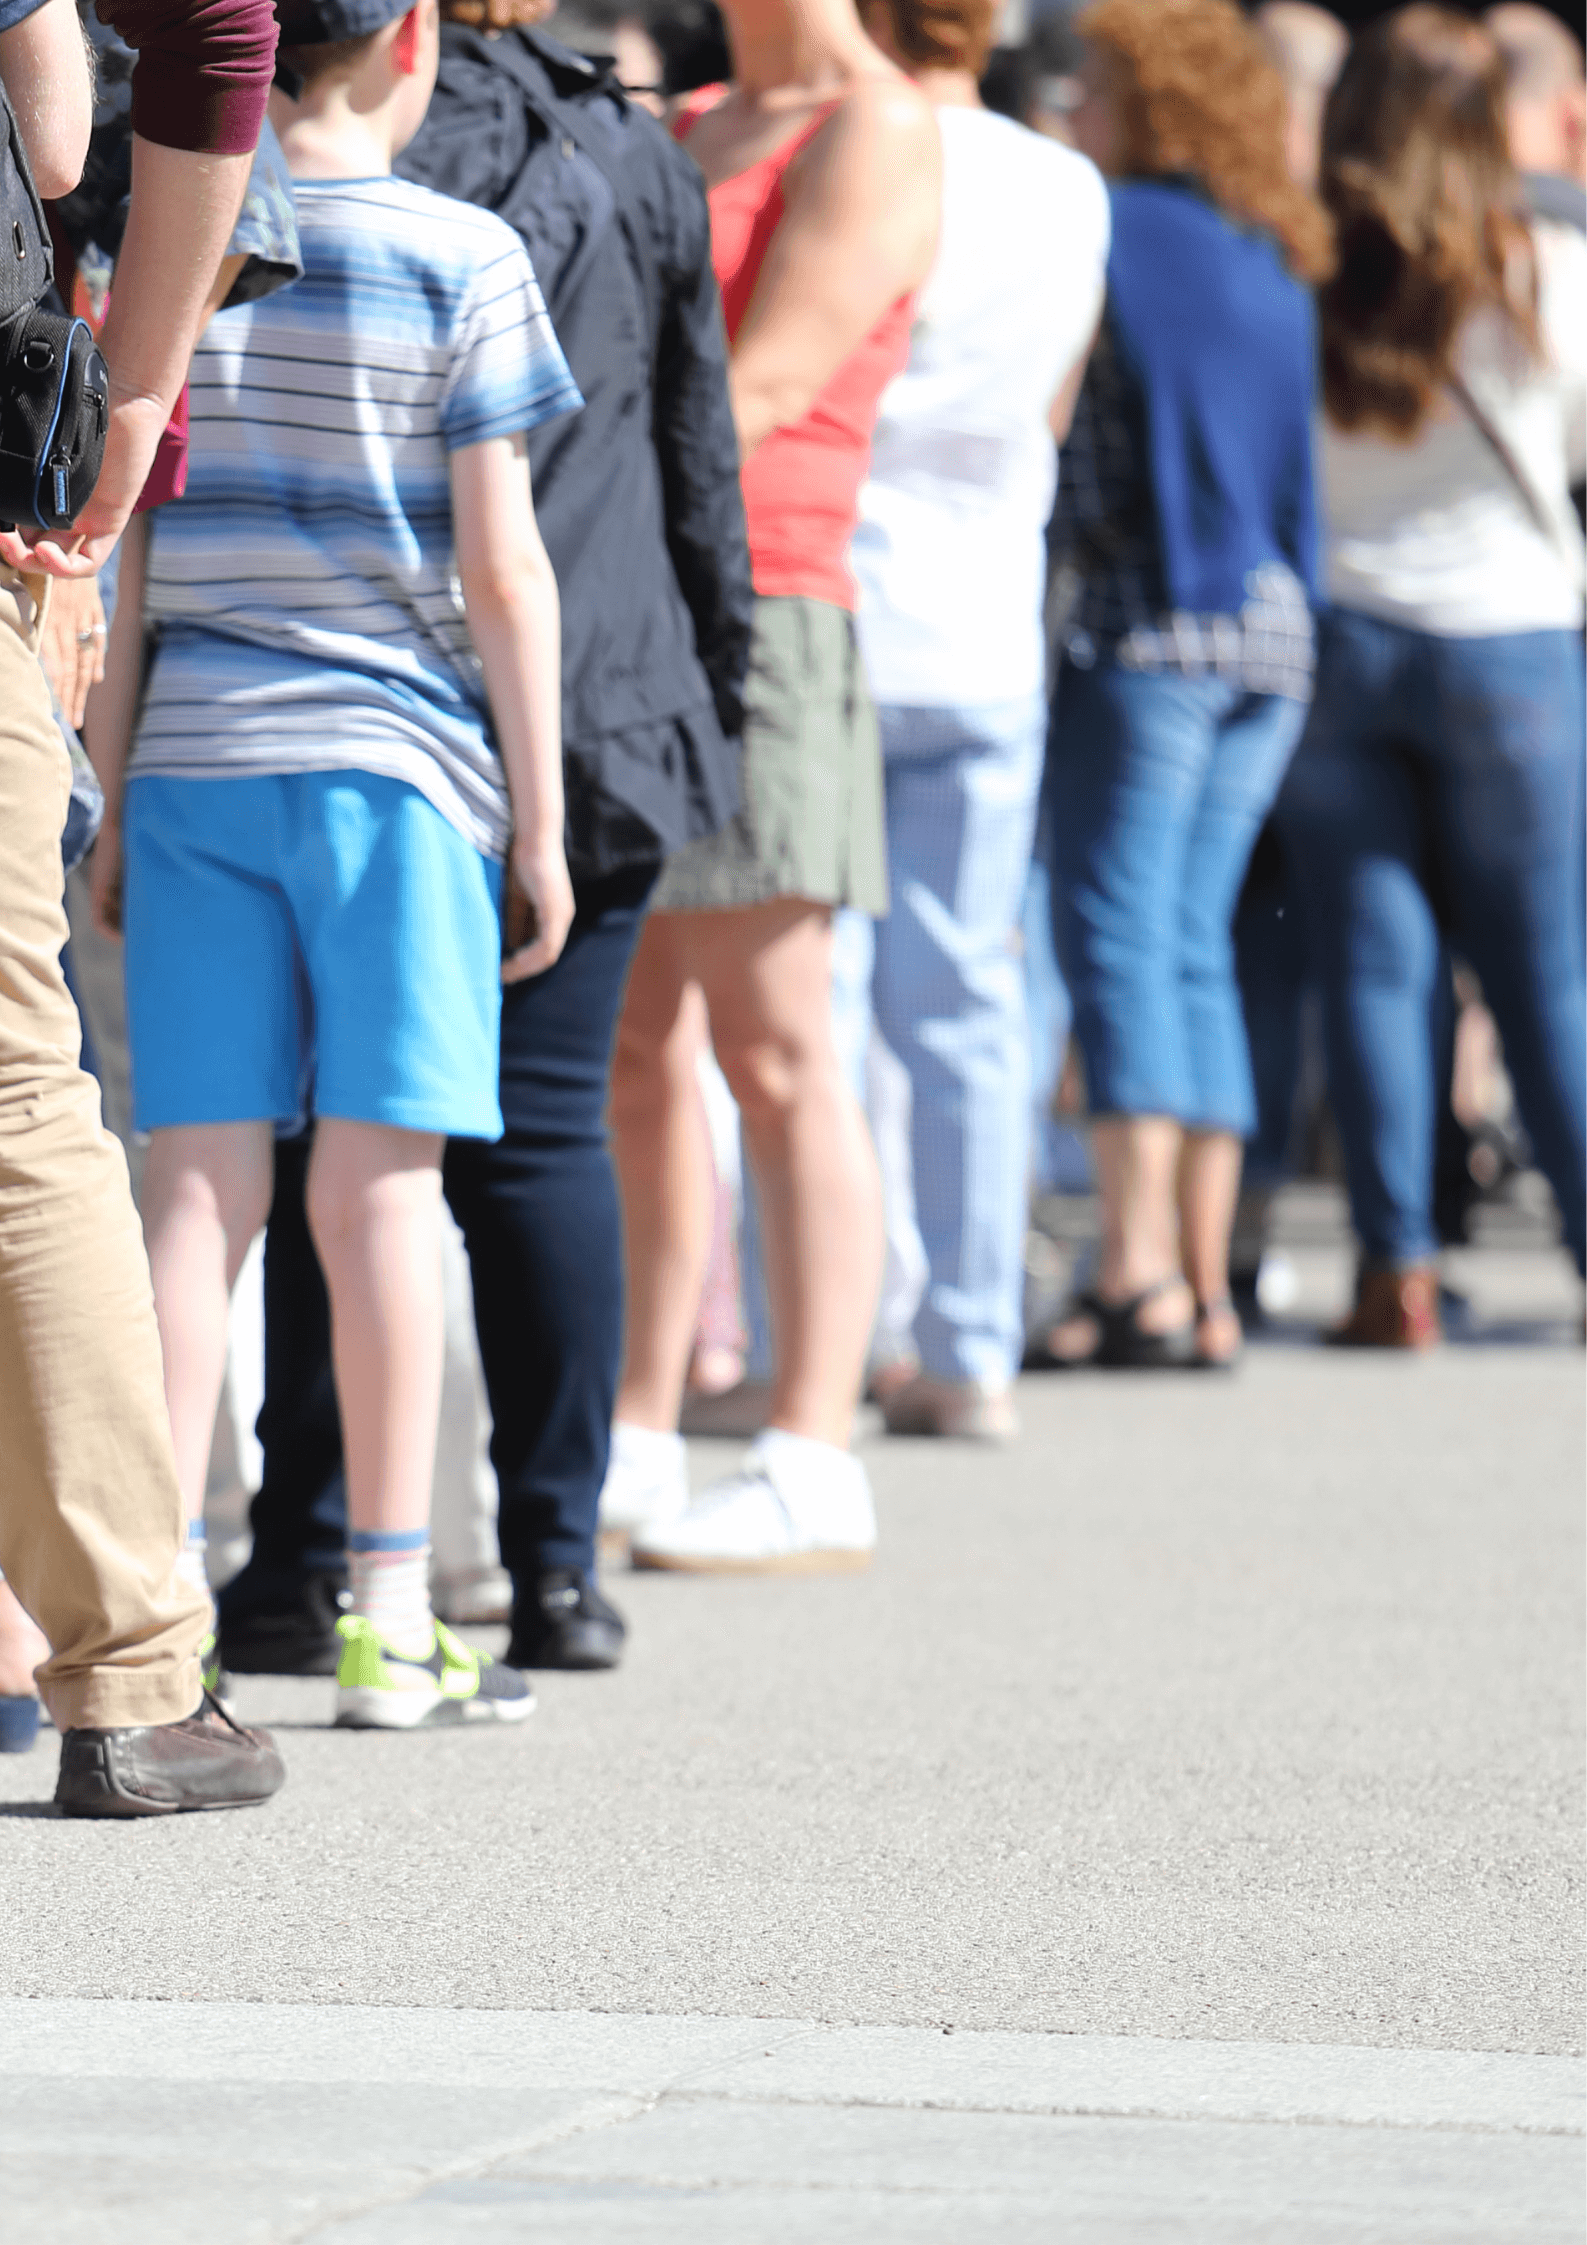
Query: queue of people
[{"left": 0, "top": 0, "right": 1580, "bottom": 1808}]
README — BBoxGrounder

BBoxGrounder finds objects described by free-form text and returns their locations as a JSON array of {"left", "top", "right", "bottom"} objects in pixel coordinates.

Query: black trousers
[{"left": 227, "top": 865, "right": 657, "bottom": 1595}]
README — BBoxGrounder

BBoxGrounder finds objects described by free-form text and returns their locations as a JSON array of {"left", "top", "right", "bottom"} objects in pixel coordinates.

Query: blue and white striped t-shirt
[{"left": 134, "top": 177, "right": 582, "bottom": 859}]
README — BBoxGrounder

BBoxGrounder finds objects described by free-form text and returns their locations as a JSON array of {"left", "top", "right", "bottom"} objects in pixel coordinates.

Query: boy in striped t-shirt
[{"left": 89, "top": 0, "right": 582, "bottom": 1729}]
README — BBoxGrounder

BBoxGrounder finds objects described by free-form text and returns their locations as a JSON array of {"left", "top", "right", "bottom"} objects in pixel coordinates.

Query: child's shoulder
[{"left": 294, "top": 174, "right": 528, "bottom": 285}]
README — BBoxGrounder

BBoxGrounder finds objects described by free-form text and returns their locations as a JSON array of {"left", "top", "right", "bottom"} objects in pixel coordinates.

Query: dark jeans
[
  {"left": 225, "top": 864, "right": 658, "bottom": 1598},
  {"left": 1276, "top": 609, "right": 1586, "bottom": 1271}
]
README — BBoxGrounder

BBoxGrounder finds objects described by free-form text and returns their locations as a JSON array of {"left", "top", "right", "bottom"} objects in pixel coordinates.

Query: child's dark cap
[{"left": 275, "top": 0, "right": 418, "bottom": 45}]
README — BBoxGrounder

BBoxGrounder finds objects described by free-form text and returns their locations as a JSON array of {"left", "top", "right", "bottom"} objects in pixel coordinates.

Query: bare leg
[
  {"left": 692, "top": 900, "right": 883, "bottom": 1448},
  {"left": 1049, "top": 1113, "right": 1192, "bottom": 1358},
  {"left": 1178, "top": 1128, "right": 1244, "bottom": 1363},
  {"left": 0, "top": 1579, "right": 49, "bottom": 1696},
  {"left": 141, "top": 1123, "right": 276, "bottom": 1516},
  {"left": 611, "top": 923, "right": 715, "bottom": 1433},
  {"left": 305, "top": 1119, "right": 444, "bottom": 1537}
]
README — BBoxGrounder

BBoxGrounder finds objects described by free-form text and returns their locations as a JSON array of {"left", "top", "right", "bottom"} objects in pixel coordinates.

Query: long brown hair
[
  {"left": 1078, "top": 0, "right": 1335, "bottom": 281},
  {"left": 1319, "top": 6, "right": 1540, "bottom": 437}
]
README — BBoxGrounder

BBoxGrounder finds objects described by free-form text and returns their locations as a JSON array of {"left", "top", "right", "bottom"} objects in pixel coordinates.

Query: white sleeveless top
[{"left": 851, "top": 109, "right": 1110, "bottom": 706}]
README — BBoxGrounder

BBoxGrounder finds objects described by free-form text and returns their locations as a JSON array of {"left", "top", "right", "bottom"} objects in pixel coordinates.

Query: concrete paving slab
[
  {"left": 674, "top": 2020, "right": 1587, "bottom": 2131},
  {"left": 0, "top": 2081, "right": 626, "bottom": 2245},
  {"left": 317, "top": 2183, "right": 1072, "bottom": 2245},
  {"left": 4, "top": 2000, "right": 1578, "bottom": 2129},
  {"left": 0, "top": 1996, "right": 796, "bottom": 2093},
  {"left": 483, "top": 2099, "right": 1583, "bottom": 2242},
  {"left": 1, "top": 2001, "right": 1580, "bottom": 2245}
]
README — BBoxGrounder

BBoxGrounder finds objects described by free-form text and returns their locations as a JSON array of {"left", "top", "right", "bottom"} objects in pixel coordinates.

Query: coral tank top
[{"left": 676, "top": 88, "right": 915, "bottom": 610}]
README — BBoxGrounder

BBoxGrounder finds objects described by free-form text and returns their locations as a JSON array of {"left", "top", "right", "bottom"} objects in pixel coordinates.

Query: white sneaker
[
  {"left": 881, "top": 1373, "right": 1019, "bottom": 1443},
  {"left": 630, "top": 1429, "right": 876, "bottom": 1575},
  {"left": 598, "top": 1422, "right": 690, "bottom": 1547},
  {"left": 432, "top": 1566, "right": 513, "bottom": 1627}
]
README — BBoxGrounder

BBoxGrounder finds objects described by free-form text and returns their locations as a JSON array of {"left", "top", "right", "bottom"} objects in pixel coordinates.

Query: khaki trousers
[{"left": 0, "top": 569, "right": 205, "bottom": 1729}]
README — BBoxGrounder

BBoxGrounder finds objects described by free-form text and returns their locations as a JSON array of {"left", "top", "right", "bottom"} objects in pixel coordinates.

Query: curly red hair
[{"left": 1079, "top": 0, "right": 1335, "bottom": 281}]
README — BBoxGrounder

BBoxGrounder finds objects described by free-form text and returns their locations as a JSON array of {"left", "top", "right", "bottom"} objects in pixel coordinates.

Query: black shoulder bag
[{"left": 0, "top": 77, "right": 109, "bottom": 532}]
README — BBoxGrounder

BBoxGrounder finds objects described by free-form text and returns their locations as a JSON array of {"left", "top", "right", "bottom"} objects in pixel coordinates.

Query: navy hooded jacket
[{"left": 398, "top": 27, "right": 752, "bottom": 879}]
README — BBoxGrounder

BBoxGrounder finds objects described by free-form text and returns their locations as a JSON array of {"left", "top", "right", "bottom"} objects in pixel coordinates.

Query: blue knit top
[{"left": 1054, "top": 179, "right": 1320, "bottom": 689}]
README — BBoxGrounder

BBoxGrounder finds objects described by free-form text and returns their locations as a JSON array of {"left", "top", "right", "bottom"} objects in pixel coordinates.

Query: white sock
[
  {"left": 610, "top": 1421, "right": 686, "bottom": 1474},
  {"left": 752, "top": 1427, "right": 862, "bottom": 1488},
  {"left": 348, "top": 1534, "right": 434, "bottom": 1658},
  {"left": 176, "top": 1521, "right": 210, "bottom": 1598}
]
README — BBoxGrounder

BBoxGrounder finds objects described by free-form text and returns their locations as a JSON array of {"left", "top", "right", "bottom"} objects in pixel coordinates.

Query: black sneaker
[
  {"left": 217, "top": 1564, "right": 348, "bottom": 1677},
  {"left": 55, "top": 1693, "right": 286, "bottom": 1817},
  {"left": 506, "top": 1570, "right": 627, "bottom": 1672}
]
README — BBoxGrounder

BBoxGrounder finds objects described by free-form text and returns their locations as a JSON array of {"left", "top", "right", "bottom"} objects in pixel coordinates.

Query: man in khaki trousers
[{"left": 0, "top": 0, "right": 285, "bottom": 1814}]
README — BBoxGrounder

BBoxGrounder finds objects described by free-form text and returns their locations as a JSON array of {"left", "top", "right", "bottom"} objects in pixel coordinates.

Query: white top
[
  {"left": 851, "top": 109, "right": 1110, "bottom": 706},
  {"left": 1322, "top": 221, "right": 1587, "bottom": 637}
]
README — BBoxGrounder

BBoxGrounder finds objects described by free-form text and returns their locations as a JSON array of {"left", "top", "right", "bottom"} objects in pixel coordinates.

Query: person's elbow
[
  {"left": 0, "top": 0, "right": 94, "bottom": 198},
  {"left": 457, "top": 542, "right": 559, "bottom": 625},
  {"left": 29, "top": 118, "right": 89, "bottom": 200}
]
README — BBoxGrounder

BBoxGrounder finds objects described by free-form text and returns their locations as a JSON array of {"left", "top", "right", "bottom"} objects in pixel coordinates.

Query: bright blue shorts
[{"left": 122, "top": 770, "right": 504, "bottom": 1138}]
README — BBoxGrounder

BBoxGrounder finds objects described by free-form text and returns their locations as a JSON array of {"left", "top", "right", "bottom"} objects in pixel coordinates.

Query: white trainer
[
  {"left": 630, "top": 1428, "right": 876, "bottom": 1574},
  {"left": 881, "top": 1373, "right": 1019, "bottom": 1443},
  {"left": 598, "top": 1421, "right": 690, "bottom": 1548}
]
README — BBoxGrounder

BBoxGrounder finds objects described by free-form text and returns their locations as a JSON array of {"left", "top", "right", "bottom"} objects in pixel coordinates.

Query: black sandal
[
  {"left": 1031, "top": 1278, "right": 1197, "bottom": 1370},
  {"left": 1192, "top": 1294, "right": 1243, "bottom": 1372}
]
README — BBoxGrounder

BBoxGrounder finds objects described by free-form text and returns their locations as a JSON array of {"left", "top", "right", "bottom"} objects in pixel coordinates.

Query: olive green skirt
[{"left": 652, "top": 595, "right": 888, "bottom": 915}]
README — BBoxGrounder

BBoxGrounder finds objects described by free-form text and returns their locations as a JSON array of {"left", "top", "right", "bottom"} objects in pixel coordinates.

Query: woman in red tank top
[{"left": 607, "top": 0, "right": 940, "bottom": 1575}]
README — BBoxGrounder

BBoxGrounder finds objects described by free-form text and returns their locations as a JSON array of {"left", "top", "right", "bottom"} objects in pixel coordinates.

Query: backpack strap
[
  {"left": 1447, "top": 368, "right": 1586, "bottom": 590},
  {"left": 484, "top": 31, "right": 664, "bottom": 361}
]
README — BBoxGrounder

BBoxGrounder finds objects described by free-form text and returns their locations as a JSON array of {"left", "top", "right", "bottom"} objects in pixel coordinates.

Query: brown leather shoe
[
  {"left": 54, "top": 1692, "right": 285, "bottom": 1818},
  {"left": 1327, "top": 1265, "right": 1443, "bottom": 1351}
]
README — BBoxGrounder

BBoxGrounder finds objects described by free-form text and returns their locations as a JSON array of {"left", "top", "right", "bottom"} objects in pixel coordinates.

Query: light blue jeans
[{"left": 743, "top": 694, "right": 1048, "bottom": 1388}]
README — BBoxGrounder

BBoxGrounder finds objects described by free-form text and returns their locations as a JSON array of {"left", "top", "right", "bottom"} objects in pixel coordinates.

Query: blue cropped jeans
[
  {"left": 1047, "top": 660, "right": 1308, "bottom": 1134},
  {"left": 1275, "top": 608, "right": 1586, "bottom": 1273}
]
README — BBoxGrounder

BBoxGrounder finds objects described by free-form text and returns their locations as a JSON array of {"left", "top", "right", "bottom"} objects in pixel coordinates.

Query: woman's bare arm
[{"left": 729, "top": 78, "right": 941, "bottom": 460}]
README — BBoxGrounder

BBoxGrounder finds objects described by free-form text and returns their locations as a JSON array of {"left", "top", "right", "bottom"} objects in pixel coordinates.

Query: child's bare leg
[
  {"left": 142, "top": 1124, "right": 275, "bottom": 1586},
  {"left": 304, "top": 1119, "right": 444, "bottom": 1540}
]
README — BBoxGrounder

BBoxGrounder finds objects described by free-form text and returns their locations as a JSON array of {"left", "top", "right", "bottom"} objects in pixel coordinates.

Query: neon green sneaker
[
  {"left": 333, "top": 1615, "right": 535, "bottom": 1730},
  {"left": 199, "top": 1629, "right": 234, "bottom": 1713}
]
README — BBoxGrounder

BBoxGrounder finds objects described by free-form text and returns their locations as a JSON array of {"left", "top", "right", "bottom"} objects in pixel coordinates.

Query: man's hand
[
  {"left": 38, "top": 573, "right": 107, "bottom": 727},
  {"left": 502, "top": 835, "right": 574, "bottom": 983},
  {"left": 0, "top": 138, "right": 253, "bottom": 577}
]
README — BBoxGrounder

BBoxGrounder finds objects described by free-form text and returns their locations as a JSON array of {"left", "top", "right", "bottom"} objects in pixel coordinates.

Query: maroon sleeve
[{"left": 94, "top": 0, "right": 278, "bottom": 156}]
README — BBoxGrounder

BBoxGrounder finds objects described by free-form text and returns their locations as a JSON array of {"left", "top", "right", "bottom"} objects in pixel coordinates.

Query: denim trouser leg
[
  {"left": 445, "top": 866, "right": 657, "bottom": 1580},
  {"left": 1232, "top": 829, "right": 1310, "bottom": 1188},
  {"left": 1048, "top": 662, "right": 1304, "bottom": 1132},
  {"left": 1424, "top": 632, "right": 1587, "bottom": 1269},
  {"left": 1278, "top": 691, "right": 1444, "bottom": 1262},
  {"left": 1020, "top": 754, "right": 1076, "bottom": 1192},
  {"left": 1279, "top": 612, "right": 1587, "bottom": 1272},
  {"left": 1177, "top": 695, "right": 1308, "bottom": 1132},
  {"left": 868, "top": 695, "right": 1046, "bottom": 1384}
]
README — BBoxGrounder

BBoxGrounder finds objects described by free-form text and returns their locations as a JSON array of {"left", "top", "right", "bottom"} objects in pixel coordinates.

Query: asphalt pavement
[{"left": 1, "top": 1186, "right": 1581, "bottom": 2241}]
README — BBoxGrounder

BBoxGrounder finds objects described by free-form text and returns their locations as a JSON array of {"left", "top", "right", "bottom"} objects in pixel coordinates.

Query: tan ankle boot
[{"left": 1328, "top": 1265, "right": 1442, "bottom": 1350}]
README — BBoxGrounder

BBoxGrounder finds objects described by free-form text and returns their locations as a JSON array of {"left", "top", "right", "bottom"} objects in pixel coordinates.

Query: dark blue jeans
[
  {"left": 225, "top": 865, "right": 657, "bottom": 1598},
  {"left": 1276, "top": 609, "right": 1586, "bottom": 1271},
  {"left": 1048, "top": 660, "right": 1307, "bottom": 1133}
]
